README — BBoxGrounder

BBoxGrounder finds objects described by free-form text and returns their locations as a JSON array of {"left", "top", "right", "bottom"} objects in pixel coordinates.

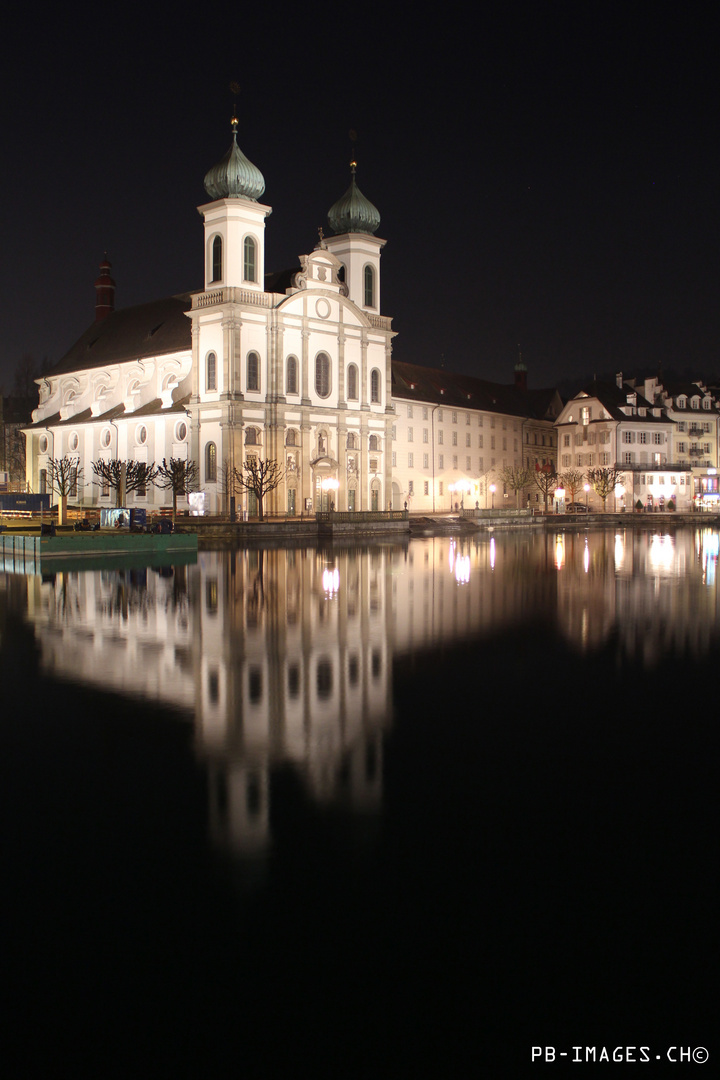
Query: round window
[
  {"left": 39, "top": 435, "right": 48, "bottom": 454},
  {"left": 176, "top": 421, "right": 187, "bottom": 442},
  {"left": 101, "top": 428, "right": 111, "bottom": 448},
  {"left": 68, "top": 432, "right": 79, "bottom": 452},
  {"left": 136, "top": 425, "right": 147, "bottom": 445}
]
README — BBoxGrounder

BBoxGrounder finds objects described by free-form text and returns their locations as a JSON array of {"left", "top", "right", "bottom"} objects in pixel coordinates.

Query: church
[{"left": 24, "top": 116, "right": 559, "bottom": 516}]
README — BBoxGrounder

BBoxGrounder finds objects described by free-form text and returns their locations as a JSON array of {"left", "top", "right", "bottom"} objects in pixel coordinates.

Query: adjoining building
[
  {"left": 24, "top": 118, "right": 559, "bottom": 516},
  {"left": 556, "top": 373, "right": 720, "bottom": 511}
]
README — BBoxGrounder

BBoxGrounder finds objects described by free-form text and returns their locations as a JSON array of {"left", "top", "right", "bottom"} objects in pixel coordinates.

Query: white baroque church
[{"left": 25, "top": 118, "right": 559, "bottom": 515}]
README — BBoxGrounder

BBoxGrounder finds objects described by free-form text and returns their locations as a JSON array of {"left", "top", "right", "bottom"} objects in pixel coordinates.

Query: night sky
[{"left": 2, "top": 4, "right": 718, "bottom": 396}]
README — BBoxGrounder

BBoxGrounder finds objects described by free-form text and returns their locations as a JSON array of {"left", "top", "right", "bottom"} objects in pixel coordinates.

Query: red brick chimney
[{"left": 94, "top": 255, "right": 116, "bottom": 322}]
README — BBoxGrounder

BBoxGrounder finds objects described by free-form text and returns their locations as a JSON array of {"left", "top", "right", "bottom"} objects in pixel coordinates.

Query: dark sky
[{"left": 2, "top": 3, "right": 718, "bottom": 395}]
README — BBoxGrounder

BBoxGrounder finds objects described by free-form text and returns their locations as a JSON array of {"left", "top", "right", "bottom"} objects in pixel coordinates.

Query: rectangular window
[
  {"left": 466, "top": 413, "right": 471, "bottom": 425},
  {"left": 639, "top": 432, "right": 647, "bottom": 444},
  {"left": 437, "top": 409, "right": 443, "bottom": 421},
  {"left": 407, "top": 405, "right": 413, "bottom": 418},
  {"left": 653, "top": 433, "right": 663, "bottom": 444},
  {"left": 623, "top": 452, "right": 634, "bottom": 464},
  {"left": 423, "top": 407, "right": 428, "bottom": 420},
  {"left": 423, "top": 453, "right": 429, "bottom": 468},
  {"left": 478, "top": 415, "right": 484, "bottom": 427},
  {"left": 438, "top": 454, "right": 444, "bottom": 469},
  {"left": 408, "top": 480, "right": 414, "bottom": 495},
  {"left": 423, "top": 429, "right": 429, "bottom": 443},
  {"left": 466, "top": 456, "right": 471, "bottom": 470},
  {"left": 408, "top": 453, "right": 414, "bottom": 468},
  {"left": 438, "top": 431, "right": 443, "bottom": 445},
  {"left": 424, "top": 481, "right": 429, "bottom": 495},
  {"left": 623, "top": 431, "right": 633, "bottom": 443},
  {"left": 491, "top": 436, "right": 495, "bottom": 449},
  {"left": 479, "top": 435, "right": 483, "bottom": 448},
  {"left": 452, "top": 412, "right": 457, "bottom": 423},
  {"left": 466, "top": 433, "right": 471, "bottom": 447},
  {"left": 452, "top": 432, "right": 457, "bottom": 446},
  {"left": 677, "top": 442, "right": 686, "bottom": 454},
  {"left": 408, "top": 427, "right": 413, "bottom": 442},
  {"left": 391, "top": 425, "right": 396, "bottom": 440},
  {"left": 453, "top": 456, "right": 458, "bottom": 469},
  {"left": 502, "top": 437, "right": 507, "bottom": 451},
  {"left": 562, "top": 454, "right": 571, "bottom": 467},
  {"left": 479, "top": 457, "right": 484, "bottom": 470}
]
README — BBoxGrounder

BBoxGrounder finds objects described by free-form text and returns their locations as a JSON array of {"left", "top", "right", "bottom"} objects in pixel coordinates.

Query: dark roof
[
  {"left": 567, "top": 380, "right": 675, "bottom": 424},
  {"left": 46, "top": 295, "right": 193, "bottom": 377},
  {"left": 391, "top": 360, "right": 560, "bottom": 421}
]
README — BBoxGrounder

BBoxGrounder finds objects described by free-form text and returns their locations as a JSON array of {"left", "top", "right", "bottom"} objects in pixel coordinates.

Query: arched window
[
  {"left": 286, "top": 356, "right": 298, "bottom": 395},
  {"left": 369, "top": 434, "right": 380, "bottom": 452},
  {"left": 212, "top": 236, "right": 222, "bottom": 283},
  {"left": 243, "top": 236, "right": 257, "bottom": 282},
  {"left": 205, "top": 442, "right": 217, "bottom": 483},
  {"left": 247, "top": 351, "right": 260, "bottom": 391},
  {"left": 364, "top": 264, "right": 375, "bottom": 307},
  {"left": 347, "top": 433, "right": 357, "bottom": 450},
  {"left": 315, "top": 352, "right": 331, "bottom": 398},
  {"left": 206, "top": 352, "right": 217, "bottom": 392},
  {"left": 286, "top": 429, "right": 297, "bottom": 446},
  {"left": 245, "top": 427, "right": 258, "bottom": 445},
  {"left": 370, "top": 368, "right": 381, "bottom": 403},
  {"left": 347, "top": 363, "right": 358, "bottom": 400}
]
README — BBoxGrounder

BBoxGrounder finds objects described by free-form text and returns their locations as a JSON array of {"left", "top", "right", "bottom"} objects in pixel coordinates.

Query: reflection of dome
[
  {"left": 327, "top": 163, "right": 380, "bottom": 235},
  {"left": 204, "top": 117, "right": 265, "bottom": 202}
]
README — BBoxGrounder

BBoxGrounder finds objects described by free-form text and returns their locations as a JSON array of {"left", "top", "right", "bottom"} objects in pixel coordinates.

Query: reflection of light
[
  {"left": 583, "top": 538, "right": 589, "bottom": 574},
  {"left": 555, "top": 534, "right": 565, "bottom": 569},
  {"left": 454, "top": 554, "right": 470, "bottom": 584},
  {"left": 322, "top": 567, "right": 340, "bottom": 594},
  {"left": 489, "top": 536, "right": 496, "bottom": 570},
  {"left": 649, "top": 534, "right": 675, "bottom": 570},
  {"left": 614, "top": 532, "right": 625, "bottom": 569},
  {"left": 700, "top": 529, "right": 718, "bottom": 586},
  {"left": 448, "top": 539, "right": 456, "bottom": 573}
]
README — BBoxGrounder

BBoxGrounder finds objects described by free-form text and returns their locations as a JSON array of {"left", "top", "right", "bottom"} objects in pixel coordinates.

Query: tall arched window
[
  {"left": 212, "top": 236, "right": 222, "bottom": 283},
  {"left": 347, "top": 433, "right": 357, "bottom": 450},
  {"left": 347, "top": 363, "right": 358, "bottom": 400},
  {"left": 205, "top": 442, "right": 217, "bottom": 483},
  {"left": 315, "top": 352, "right": 331, "bottom": 398},
  {"left": 364, "top": 264, "right": 375, "bottom": 307},
  {"left": 206, "top": 352, "right": 217, "bottom": 392},
  {"left": 370, "top": 368, "right": 381, "bottom": 403},
  {"left": 369, "top": 435, "right": 380, "bottom": 452},
  {"left": 286, "top": 356, "right": 298, "bottom": 395},
  {"left": 245, "top": 428, "right": 258, "bottom": 445},
  {"left": 247, "top": 351, "right": 260, "bottom": 391},
  {"left": 286, "top": 429, "right": 297, "bottom": 446},
  {"left": 243, "top": 236, "right": 257, "bottom": 282}
]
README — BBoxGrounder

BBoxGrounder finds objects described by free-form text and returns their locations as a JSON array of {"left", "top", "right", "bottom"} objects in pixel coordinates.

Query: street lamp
[
  {"left": 555, "top": 484, "right": 565, "bottom": 514},
  {"left": 584, "top": 482, "right": 590, "bottom": 511},
  {"left": 489, "top": 483, "right": 496, "bottom": 510}
]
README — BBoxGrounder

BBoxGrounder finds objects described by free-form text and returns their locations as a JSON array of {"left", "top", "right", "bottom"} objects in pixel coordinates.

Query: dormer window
[
  {"left": 703, "top": 398, "right": 711, "bottom": 410},
  {"left": 677, "top": 398, "right": 685, "bottom": 408},
  {"left": 691, "top": 397, "right": 700, "bottom": 409}
]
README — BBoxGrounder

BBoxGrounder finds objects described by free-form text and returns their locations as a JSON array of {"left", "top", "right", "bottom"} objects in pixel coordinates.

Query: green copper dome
[
  {"left": 327, "top": 163, "right": 380, "bottom": 235},
  {"left": 204, "top": 117, "right": 265, "bottom": 202}
]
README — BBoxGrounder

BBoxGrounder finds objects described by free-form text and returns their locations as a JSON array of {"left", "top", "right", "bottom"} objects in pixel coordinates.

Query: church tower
[{"left": 323, "top": 155, "right": 385, "bottom": 315}]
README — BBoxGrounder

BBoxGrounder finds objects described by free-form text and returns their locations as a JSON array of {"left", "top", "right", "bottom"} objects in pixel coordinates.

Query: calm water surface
[{"left": 1, "top": 526, "right": 717, "bottom": 1075}]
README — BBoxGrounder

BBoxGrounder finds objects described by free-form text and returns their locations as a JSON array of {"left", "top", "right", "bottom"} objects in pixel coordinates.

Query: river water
[{"left": 1, "top": 526, "right": 717, "bottom": 1074}]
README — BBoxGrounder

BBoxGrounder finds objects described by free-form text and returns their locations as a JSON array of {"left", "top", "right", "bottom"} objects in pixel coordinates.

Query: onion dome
[
  {"left": 327, "top": 160, "right": 380, "bottom": 235},
  {"left": 204, "top": 114, "right": 265, "bottom": 201}
]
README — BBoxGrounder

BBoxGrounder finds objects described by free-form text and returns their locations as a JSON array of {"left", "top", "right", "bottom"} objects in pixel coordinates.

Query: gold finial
[
  {"left": 349, "top": 128, "right": 357, "bottom": 172},
  {"left": 229, "top": 81, "right": 240, "bottom": 131}
]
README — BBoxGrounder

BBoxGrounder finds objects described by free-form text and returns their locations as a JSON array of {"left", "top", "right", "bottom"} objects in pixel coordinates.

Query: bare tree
[
  {"left": 233, "top": 457, "right": 285, "bottom": 520},
  {"left": 499, "top": 464, "right": 534, "bottom": 509},
  {"left": 558, "top": 467, "right": 585, "bottom": 505},
  {"left": 156, "top": 458, "right": 198, "bottom": 524},
  {"left": 219, "top": 457, "right": 240, "bottom": 519},
  {"left": 92, "top": 459, "right": 158, "bottom": 507},
  {"left": 48, "top": 456, "right": 83, "bottom": 524},
  {"left": 532, "top": 465, "right": 557, "bottom": 512},
  {"left": 586, "top": 466, "right": 625, "bottom": 511}
]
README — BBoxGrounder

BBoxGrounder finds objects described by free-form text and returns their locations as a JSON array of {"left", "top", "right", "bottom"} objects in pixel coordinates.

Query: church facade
[{"left": 25, "top": 119, "right": 558, "bottom": 515}]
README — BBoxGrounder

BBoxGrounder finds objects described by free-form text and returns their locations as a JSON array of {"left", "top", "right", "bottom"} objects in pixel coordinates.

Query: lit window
[
  {"left": 247, "top": 352, "right": 260, "bottom": 391},
  {"left": 206, "top": 442, "right": 217, "bottom": 482},
  {"left": 347, "top": 364, "right": 358, "bottom": 400},
  {"left": 286, "top": 356, "right": 298, "bottom": 395},
  {"left": 315, "top": 353, "right": 331, "bottom": 397},
  {"left": 243, "top": 236, "right": 257, "bottom": 282},
  {"left": 212, "top": 235, "right": 222, "bottom": 282},
  {"left": 206, "top": 352, "right": 217, "bottom": 392},
  {"left": 364, "top": 265, "right": 375, "bottom": 307}
]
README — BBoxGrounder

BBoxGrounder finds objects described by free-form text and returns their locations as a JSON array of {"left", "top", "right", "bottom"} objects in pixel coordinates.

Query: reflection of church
[{"left": 25, "top": 550, "right": 393, "bottom": 863}]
